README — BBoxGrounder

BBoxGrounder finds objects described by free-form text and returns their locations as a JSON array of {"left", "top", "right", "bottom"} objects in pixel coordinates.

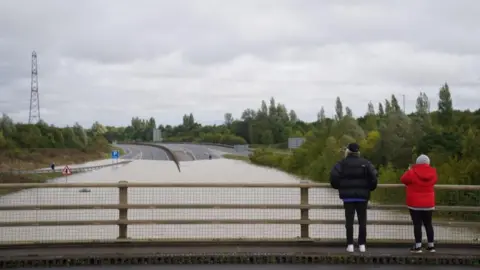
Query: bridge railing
[{"left": 0, "top": 182, "right": 478, "bottom": 245}]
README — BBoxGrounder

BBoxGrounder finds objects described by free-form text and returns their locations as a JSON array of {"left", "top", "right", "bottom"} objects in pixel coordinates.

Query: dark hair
[{"left": 347, "top": 143, "right": 360, "bottom": 153}]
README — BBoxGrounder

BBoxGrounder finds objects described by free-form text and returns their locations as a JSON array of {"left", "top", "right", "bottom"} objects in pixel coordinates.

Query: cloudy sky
[{"left": 1, "top": 0, "right": 479, "bottom": 127}]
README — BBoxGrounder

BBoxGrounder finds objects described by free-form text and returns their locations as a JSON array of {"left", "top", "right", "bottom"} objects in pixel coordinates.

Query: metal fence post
[
  {"left": 300, "top": 186, "right": 309, "bottom": 238},
  {"left": 117, "top": 181, "right": 128, "bottom": 239}
]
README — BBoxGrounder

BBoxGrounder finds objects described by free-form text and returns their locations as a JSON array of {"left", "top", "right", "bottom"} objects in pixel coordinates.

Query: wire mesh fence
[{"left": 0, "top": 183, "right": 478, "bottom": 244}]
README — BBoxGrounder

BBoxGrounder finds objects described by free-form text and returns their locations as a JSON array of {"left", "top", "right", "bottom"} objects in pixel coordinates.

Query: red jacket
[{"left": 400, "top": 164, "right": 437, "bottom": 208}]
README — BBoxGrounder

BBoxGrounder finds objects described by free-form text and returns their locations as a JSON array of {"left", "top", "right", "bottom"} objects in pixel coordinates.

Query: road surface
[
  {"left": 158, "top": 143, "right": 211, "bottom": 160},
  {"left": 159, "top": 143, "right": 250, "bottom": 159},
  {"left": 117, "top": 144, "right": 170, "bottom": 160}
]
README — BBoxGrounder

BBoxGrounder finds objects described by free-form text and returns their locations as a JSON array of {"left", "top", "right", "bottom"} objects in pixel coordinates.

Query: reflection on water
[{"left": 0, "top": 160, "right": 477, "bottom": 243}]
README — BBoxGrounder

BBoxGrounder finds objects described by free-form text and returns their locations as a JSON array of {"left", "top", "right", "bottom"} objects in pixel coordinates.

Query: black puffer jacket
[{"left": 330, "top": 155, "right": 378, "bottom": 200}]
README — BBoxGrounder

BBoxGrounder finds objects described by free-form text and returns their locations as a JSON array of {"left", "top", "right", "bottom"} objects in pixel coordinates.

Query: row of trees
[
  {"left": 3, "top": 83, "right": 480, "bottom": 188},
  {"left": 106, "top": 98, "right": 314, "bottom": 147},
  {"left": 250, "top": 83, "right": 480, "bottom": 184},
  {"left": 0, "top": 115, "right": 110, "bottom": 153},
  {"left": 247, "top": 83, "right": 479, "bottom": 220}
]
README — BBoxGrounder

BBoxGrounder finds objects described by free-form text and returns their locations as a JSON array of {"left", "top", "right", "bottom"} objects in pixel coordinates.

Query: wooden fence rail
[{"left": 0, "top": 182, "right": 479, "bottom": 244}]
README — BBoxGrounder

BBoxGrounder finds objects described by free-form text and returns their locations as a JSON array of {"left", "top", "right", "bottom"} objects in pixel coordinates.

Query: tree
[
  {"left": 224, "top": 113, "right": 233, "bottom": 126},
  {"left": 345, "top": 107, "right": 353, "bottom": 117},
  {"left": 241, "top": 109, "right": 256, "bottom": 120},
  {"left": 416, "top": 92, "right": 430, "bottom": 115},
  {"left": 438, "top": 82, "right": 453, "bottom": 126},
  {"left": 391, "top": 94, "right": 401, "bottom": 112},
  {"left": 91, "top": 121, "right": 107, "bottom": 137},
  {"left": 289, "top": 110, "right": 298, "bottom": 123},
  {"left": 268, "top": 97, "right": 277, "bottom": 118},
  {"left": 378, "top": 103, "right": 385, "bottom": 117},
  {"left": 364, "top": 102, "right": 378, "bottom": 131},
  {"left": 73, "top": 123, "right": 88, "bottom": 148},
  {"left": 335, "top": 97, "right": 343, "bottom": 121},
  {"left": 367, "top": 102, "right": 375, "bottom": 115},
  {"left": 385, "top": 99, "right": 392, "bottom": 114},
  {"left": 317, "top": 107, "right": 326, "bottom": 122},
  {"left": 0, "top": 131, "right": 7, "bottom": 149},
  {"left": 182, "top": 113, "right": 196, "bottom": 130}
]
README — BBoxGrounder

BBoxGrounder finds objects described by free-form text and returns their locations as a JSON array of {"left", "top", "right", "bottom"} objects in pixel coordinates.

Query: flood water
[{"left": 0, "top": 159, "right": 477, "bottom": 243}]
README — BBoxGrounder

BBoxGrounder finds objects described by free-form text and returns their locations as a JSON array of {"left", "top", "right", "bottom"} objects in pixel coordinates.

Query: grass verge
[{"left": 0, "top": 146, "right": 121, "bottom": 172}]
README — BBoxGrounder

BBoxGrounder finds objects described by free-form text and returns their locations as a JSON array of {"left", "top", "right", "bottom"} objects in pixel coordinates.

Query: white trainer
[
  {"left": 359, "top": 245, "right": 366, "bottom": 252},
  {"left": 346, "top": 244, "right": 354, "bottom": 252}
]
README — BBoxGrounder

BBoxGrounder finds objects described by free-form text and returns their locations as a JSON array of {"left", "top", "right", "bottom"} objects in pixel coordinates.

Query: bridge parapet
[{"left": 0, "top": 182, "right": 478, "bottom": 246}]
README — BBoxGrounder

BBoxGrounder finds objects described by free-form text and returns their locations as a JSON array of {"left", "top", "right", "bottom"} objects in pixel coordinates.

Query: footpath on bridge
[{"left": 1, "top": 243, "right": 479, "bottom": 267}]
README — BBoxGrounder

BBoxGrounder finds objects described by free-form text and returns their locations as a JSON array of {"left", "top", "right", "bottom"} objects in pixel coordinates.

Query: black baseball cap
[{"left": 347, "top": 143, "right": 360, "bottom": 153}]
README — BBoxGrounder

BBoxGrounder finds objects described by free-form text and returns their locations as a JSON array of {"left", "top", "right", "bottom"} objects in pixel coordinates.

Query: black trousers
[
  {"left": 409, "top": 209, "right": 434, "bottom": 243},
  {"left": 344, "top": 201, "right": 368, "bottom": 245}
]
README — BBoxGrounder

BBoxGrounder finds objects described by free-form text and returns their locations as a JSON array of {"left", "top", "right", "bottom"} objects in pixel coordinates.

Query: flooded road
[{"left": 0, "top": 144, "right": 477, "bottom": 244}]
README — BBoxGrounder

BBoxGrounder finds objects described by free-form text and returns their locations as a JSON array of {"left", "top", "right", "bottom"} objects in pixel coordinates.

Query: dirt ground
[
  {"left": 0, "top": 148, "right": 108, "bottom": 190},
  {"left": 0, "top": 148, "right": 107, "bottom": 172}
]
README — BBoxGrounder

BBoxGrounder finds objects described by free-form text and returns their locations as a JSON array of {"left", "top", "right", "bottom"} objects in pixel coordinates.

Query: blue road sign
[{"left": 112, "top": 150, "right": 119, "bottom": 159}]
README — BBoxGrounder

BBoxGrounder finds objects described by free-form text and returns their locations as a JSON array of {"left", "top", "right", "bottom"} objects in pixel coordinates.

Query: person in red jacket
[{"left": 400, "top": 154, "right": 438, "bottom": 253}]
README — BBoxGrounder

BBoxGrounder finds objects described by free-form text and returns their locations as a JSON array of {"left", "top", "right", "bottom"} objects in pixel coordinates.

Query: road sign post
[
  {"left": 62, "top": 165, "right": 72, "bottom": 183},
  {"left": 111, "top": 150, "right": 119, "bottom": 164}
]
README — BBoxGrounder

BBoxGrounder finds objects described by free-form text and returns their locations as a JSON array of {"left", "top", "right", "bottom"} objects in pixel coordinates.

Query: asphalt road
[
  {"left": 160, "top": 143, "right": 250, "bottom": 160},
  {"left": 117, "top": 144, "right": 170, "bottom": 160},
  {"left": 14, "top": 266, "right": 477, "bottom": 270},
  {"left": 160, "top": 143, "right": 218, "bottom": 160},
  {"left": 117, "top": 143, "right": 248, "bottom": 162}
]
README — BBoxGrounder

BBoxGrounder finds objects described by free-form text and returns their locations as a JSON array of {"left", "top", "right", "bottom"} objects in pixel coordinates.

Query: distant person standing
[
  {"left": 400, "top": 154, "right": 437, "bottom": 253},
  {"left": 50, "top": 162, "right": 55, "bottom": 171},
  {"left": 330, "top": 143, "right": 378, "bottom": 253}
]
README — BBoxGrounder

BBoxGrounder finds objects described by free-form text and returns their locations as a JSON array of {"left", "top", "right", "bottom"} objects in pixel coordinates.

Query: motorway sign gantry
[{"left": 62, "top": 165, "right": 72, "bottom": 176}]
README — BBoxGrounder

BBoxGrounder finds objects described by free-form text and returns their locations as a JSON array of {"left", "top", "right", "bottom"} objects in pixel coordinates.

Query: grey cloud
[{"left": 1, "top": 0, "right": 480, "bottom": 126}]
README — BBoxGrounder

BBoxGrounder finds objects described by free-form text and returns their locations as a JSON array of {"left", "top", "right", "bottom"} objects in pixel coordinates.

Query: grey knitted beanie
[{"left": 416, "top": 154, "right": 430, "bottom": 165}]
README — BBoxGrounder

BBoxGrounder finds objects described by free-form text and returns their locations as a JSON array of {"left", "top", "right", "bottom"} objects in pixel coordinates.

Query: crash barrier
[
  {"left": 157, "top": 141, "right": 237, "bottom": 149},
  {"left": 126, "top": 141, "right": 252, "bottom": 152},
  {"left": 0, "top": 182, "right": 478, "bottom": 246},
  {"left": 1, "top": 160, "right": 132, "bottom": 175},
  {"left": 159, "top": 142, "right": 292, "bottom": 155}
]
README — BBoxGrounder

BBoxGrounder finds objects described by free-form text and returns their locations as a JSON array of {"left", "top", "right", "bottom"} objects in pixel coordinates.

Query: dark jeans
[
  {"left": 409, "top": 209, "right": 434, "bottom": 243},
  {"left": 344, "top": 201, "right": 368, "bottom": 245}
]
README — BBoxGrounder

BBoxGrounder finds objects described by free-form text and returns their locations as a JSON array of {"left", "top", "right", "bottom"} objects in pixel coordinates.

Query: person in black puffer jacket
[{"left": 330, "top": 142, "right": 378, "bottom": 253}]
